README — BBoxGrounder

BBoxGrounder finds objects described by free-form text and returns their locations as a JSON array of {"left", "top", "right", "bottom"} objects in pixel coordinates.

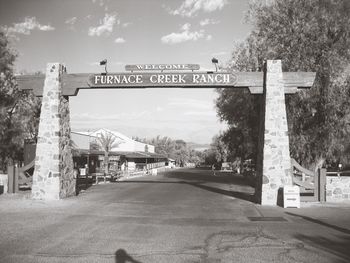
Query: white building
[
  {"left": 71, "top": 129, "right": 165, "bottom": 173},
  {"left": 84, "top": 128, "right": 155, "bottom": 153}
]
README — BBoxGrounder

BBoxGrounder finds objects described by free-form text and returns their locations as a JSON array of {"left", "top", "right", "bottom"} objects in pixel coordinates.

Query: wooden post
[
  {"left": 319, "top": 168, "right": 326, "bottom": 202},
  {"left": 7, "top": 166, "right": 14, "bottom": 193},
  {"left": 86, "top": 174, "right": 89, "bottom": 189},
  {"left": 15, "top": 166, "right": 19, "bottom": 193},
  {"left": 7, "top": 165, "right": 18, "bottom": 193},
  {"left": 314, "top": 169, "right": 319, "bottom": 202}
]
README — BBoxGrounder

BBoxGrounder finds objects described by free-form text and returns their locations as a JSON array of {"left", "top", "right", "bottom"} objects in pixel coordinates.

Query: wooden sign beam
[{"left": 16, "top": 71, "right": 316, "bottom": 97}]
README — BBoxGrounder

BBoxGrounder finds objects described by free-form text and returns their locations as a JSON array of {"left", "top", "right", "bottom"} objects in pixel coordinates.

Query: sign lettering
[
  {"left": 89, "top": 72, "right": 237, "bottom": 88},
  {"left": 125, "top": 64, "right": 200, "bottom": 71}
]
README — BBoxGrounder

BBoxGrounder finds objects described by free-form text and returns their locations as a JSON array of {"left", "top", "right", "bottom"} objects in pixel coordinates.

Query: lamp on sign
[
  {"left": 100, "top": 59, "right": 108, "bottom": 75},
  {"left": 212, "top": 57, "right": 219, "bottom": 72}
]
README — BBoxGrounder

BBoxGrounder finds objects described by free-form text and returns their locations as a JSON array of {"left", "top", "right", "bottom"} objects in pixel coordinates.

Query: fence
[
  {"left": 134, "top": 162, "right": 166, "bottom": 171},
  {"left": 291, "top": 159, "right": 326, "bottom": 202},
  {"left": 325, "top": 170, "right": 350, "bottom": 202}
]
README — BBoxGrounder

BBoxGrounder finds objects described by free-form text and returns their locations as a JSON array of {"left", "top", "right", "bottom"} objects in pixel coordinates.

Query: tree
[
  {"left": 96, "top": 131, "right": 123, "bottom": 182},
  {"left": 154, "top": 136, "right": 176, "bottom": 158},
  {"left": 0, "top": 30, "right": 41, "bottom": 172},
  {"left": 134, "top": 135, "right": 205, "bottom": 166},
  {"left": 0, "top": 31, "right": 18, "bottom": 171},
  {"left": 201, "top": 134, "right": 233, "bottom": 169},
  {"left": 203, "top": 149, "right": 217, "bottom": 166},
  {"left": 210, "top": 135, "right": 228, "bottom": 165},
  {"left": 217, "top": 0, "right": 350, "bottom": 169}
]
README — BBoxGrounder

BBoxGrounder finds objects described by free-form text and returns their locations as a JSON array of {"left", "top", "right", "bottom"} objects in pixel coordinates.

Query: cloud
[
  {"left": 206, "top": 34, "right": 212, "bottom": 40},
  {"left": 122, "top": 22, "right": 132, "bottom": 28},
  {"left": 92, "top": 0, "right": 110, "bottom": 11},
  {"left": 38, "top": 25, "right": 54, "bottom": 31},
  {"left": 92, "top": 0, "right": 108, "bottom": 7},
  {"left": 181, "top": 23, "right": 191, "bottom": 31},
  {"left": 170, "top": 0, "right": 227, "bottom": 17},
  {"left": 65, "top": 17, "right": 77, "bottom": 30},
  {"left": 161, "top": 23, "right": 205, "bottom": 44},
  {"left": 65, "top": 17, "right": 77, "bottom": 25},
  {"left": 114, "top": 37, "right": 126, "bottom": 43},
  {"left": 88, "top": 13, "right": 119, "bottom": 36},
  {"left": 3, "top": 17, "right": 55, "bottom": 35},
  {"left": 199, "top": 18, "right": 219, "bottom": 26}
]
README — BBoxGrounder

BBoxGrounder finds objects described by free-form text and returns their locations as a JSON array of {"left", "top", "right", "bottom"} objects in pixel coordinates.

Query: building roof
[
  {"left": 117, "top": 151, "right": 166, "bottom": 159},
  {"left": 73, "top": 148, "right": 167, "bottom": 160},
  {"left": 72, "top": 128, "right": 155, "bottom": 153}
]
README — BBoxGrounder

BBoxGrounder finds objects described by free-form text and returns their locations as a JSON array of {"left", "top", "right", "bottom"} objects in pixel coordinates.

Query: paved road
[{"left": 0, "top": 168, "right": 350, "bottom": 262}]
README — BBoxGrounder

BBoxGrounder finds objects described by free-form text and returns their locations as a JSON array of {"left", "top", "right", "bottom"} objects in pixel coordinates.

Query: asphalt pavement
[{"left": 0, "top": 168, "right": 350, "bottom": 263}]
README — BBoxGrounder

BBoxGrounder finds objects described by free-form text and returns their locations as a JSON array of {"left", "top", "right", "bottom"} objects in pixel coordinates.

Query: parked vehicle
[{"left": 221, "top": 162, "right": 233, "bottom": 172}]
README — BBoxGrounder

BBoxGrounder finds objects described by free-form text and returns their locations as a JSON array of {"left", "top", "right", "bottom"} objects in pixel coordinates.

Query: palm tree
[{"left": 96, "top": 131, "right": 123, "bottom": 183}]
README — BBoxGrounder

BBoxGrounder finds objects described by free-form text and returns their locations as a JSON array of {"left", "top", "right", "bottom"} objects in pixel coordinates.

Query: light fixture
[
  {"left": 100, "top": 59, "right": 108, "bottom": 75},
  {"left": 212, "top": 57, "right": 219, "bottom": 72}
]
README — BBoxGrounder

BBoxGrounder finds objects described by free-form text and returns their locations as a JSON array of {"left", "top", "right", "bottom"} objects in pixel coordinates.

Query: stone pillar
[
  {"left": 257, "top": 60, "right": 292, "bottom": 206},
  {"left": 32, "top": 63, "right": 76, "bottom": 200}
]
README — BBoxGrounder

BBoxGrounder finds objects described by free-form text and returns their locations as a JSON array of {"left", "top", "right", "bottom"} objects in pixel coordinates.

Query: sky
[{"left": 0, "top": 0, "right": 252, "bottom": 144}]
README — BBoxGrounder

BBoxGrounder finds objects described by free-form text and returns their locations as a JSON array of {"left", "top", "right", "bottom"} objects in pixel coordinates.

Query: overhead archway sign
[
  {"left": 15, "top": 61, "right": 317, "bottom": 206},
  {"left": 89, "top": 72, "right": 236, "bottom": 87},
  {"left": 16, "top": 67, "right": 315, "bottom": 97}
]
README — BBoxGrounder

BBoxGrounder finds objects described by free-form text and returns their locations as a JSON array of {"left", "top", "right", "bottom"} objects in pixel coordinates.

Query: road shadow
[
  {"left": 117, "top": 180, "right": 255, "bottom": 202},
  {"left": 115, "top": 249, "right": 142, "bottom": 263},
  {"left": 165, "top": 168, "right": 256, "bottom": 202},
  {"left": 293, "top": 234, "right": 350, "bottom": 262},
  {"left": 76, "top": 177, "right": 95, "bottom": 195},
  {"left": 286, "top": 212, "right": 350, "bottom": 235},
  {"left": 288, "top": 212, "right": 350, "bottom": 262},
  {"left": 115, "top": 169, "right": 256, "bottom": 203},
  {"left": 186, "top": 182, "right": 255, "bottom": 202},
  {"left": 164, "top": 169, "right": 252, "bottom": 186}
]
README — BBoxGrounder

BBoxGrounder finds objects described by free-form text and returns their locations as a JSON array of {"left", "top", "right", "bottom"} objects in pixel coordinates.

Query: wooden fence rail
[{"left": 291, "top": 158, "right": 326, "bottom": 202}]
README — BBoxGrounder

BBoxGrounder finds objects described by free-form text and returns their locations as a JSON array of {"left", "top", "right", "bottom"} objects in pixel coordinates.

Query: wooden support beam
[
  {"left": 248, "top": 86, "right": 263, "bottom": 94},
  {"left": 16, "top": 71, "right": 316, "bottom": 96}
]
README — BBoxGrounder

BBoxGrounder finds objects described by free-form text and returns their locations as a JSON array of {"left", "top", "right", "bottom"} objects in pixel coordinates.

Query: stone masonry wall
[
  {"left": 259, "top": 60, "right": 292, "bottom": 206},
  {"left": 59, "top": 95, "right": 76, "bottom": 198},
  {"left": 326, "top": 176, "right": 350, "bottom": 202},
  {"left": 32, "top": 63, "right": 75, "bottom": 200}
]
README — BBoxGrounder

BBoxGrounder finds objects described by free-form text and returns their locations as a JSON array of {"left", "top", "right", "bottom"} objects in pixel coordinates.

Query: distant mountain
[{"left": 187, "top": 142, "right": 210, "bottom": 151}]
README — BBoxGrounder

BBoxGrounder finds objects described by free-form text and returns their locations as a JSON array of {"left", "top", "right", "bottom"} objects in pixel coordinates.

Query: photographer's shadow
[{"left": 115, "top": 249, "right": 142, "bottom": 263}]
